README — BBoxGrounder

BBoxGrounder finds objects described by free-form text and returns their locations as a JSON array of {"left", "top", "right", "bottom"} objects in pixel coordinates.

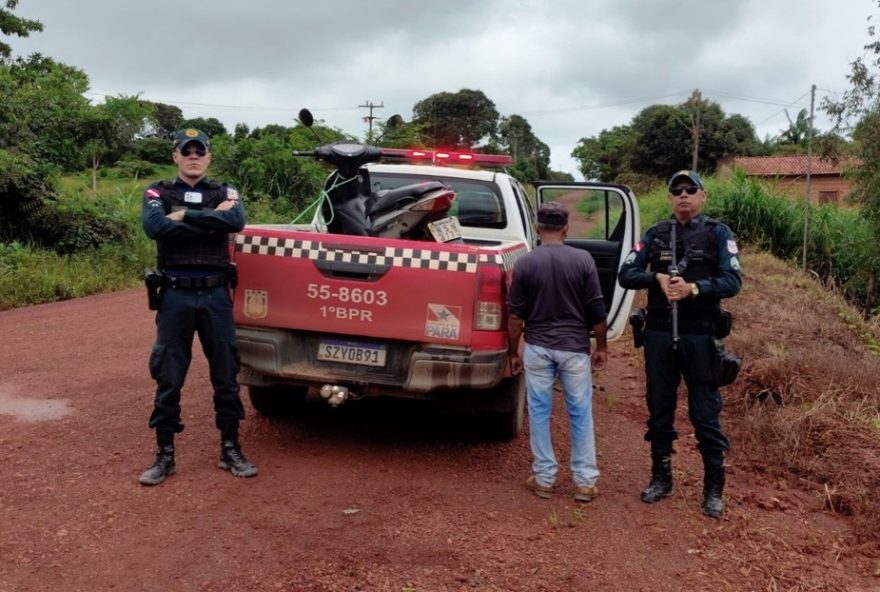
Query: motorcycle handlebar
[{"left": 292, "top": 150, "right": 316, "bottom": 157}]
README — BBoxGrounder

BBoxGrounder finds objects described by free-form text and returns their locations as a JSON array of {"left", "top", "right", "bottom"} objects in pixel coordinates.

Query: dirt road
[{"left": 1, "top": 290, "right": 877, "bottom": 592}]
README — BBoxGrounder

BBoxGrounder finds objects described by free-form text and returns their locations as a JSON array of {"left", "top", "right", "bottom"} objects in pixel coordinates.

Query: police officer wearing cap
[
  {"left": 139, "top": 128, "right": 257, "bottom": 486},
  {"left": 618, "top": 170, "right": 741, "bottom": 518}
]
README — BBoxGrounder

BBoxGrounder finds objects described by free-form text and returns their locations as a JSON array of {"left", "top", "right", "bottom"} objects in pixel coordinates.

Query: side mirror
[
  {"left": 298, "top": 109, "right": 314, "bottom": 128},
  {"left": 386, "top": 114, "right": 403, "bottom": 129}
]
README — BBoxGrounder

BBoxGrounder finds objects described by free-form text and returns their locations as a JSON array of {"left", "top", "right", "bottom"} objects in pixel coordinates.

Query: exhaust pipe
[{"left": 320, "top": 384, "right": 350, "bottom": 407}]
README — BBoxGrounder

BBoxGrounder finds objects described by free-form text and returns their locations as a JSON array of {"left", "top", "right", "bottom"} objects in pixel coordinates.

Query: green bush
[{"left": 113, "top": 158, "right": 157, "bottom": 179}]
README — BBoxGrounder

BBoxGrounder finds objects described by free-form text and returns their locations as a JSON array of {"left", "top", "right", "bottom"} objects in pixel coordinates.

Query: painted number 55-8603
[{"left": 306, "top": 283, "right": 388, "bottom": 306}]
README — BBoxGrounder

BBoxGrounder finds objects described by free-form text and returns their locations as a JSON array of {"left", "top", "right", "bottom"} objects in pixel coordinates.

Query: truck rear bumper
[{"left": 236, "top": 326, "right": 507, "bottom": 394}]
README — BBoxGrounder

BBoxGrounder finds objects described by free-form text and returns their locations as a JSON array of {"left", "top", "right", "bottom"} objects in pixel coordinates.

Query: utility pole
[
  {"left": 802, "top": 84, "right": 816, "bottom": 271},
  {"left": 690, "top": 89, "right": 701, "bottom": 170},
  {"left": 359, "top": 101, "right": 384, "bottom": 142}
]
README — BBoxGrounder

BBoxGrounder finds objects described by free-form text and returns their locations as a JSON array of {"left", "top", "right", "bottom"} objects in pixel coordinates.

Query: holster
[
  {"left": 712, "top": 338, "right": 742, "bottom": 386},
  {"left": 144, "top": 268, "right": 163, "bottom": 311},
  {"left": 227, "top": 263, "right": 238, "bottom": 289},
  {"left": 715, "top": 309, "right": 733, "bottom": 339},
  {"left": 629, "top": 308, "right": 646, "bottom": 348}
]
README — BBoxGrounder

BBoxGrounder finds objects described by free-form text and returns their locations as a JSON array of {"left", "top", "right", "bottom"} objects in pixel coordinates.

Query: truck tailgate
[{"left": 232, "top": 228, "right": 484, "bottom": 346}]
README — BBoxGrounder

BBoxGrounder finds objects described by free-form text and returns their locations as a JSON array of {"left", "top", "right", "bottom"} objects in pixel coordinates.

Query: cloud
[{"left": 11, "top": 0, "right": 872, "bottom": 177}]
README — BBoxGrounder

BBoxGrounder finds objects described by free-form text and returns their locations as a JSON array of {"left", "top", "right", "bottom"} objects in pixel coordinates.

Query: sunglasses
[
  {"left": 180, "top": 146, "right": 207, "bottom": 157},
  {"left": 670, "top": 185, "right": 699, "bottom": 196}
]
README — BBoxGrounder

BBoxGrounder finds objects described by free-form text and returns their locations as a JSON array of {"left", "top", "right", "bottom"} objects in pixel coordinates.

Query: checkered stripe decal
[
  {"left": 236, "top": 234, "right": 480, "bottom": 273},
  {"left": 479, "top": 245, "right": 529, "bottom": 271}
]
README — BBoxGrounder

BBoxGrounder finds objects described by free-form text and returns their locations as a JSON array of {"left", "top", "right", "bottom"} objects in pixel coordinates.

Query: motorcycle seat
[{"left": 368, "top": 181, "right": 449, "bottom": 217}]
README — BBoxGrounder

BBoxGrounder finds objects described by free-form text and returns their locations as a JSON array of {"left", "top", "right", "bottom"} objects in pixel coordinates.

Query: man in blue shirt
[
  {"left": 508, "top": 202, "right": 608, "bottom": 503},
  {"left": 618, "top": 170, "right": 742, "bottom": 518}
]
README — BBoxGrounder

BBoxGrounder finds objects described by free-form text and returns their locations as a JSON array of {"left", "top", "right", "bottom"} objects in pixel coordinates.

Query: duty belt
[
  {"left": 162, "top": 274, "right": 228, "bottom": 289},
  {"left": 646, "top": 316, "right": 716, "bottom": 335}
]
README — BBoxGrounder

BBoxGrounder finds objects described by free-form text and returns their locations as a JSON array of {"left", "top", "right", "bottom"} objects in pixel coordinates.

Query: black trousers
[
  {"left": 148, "top": 286, "right": 245, "bottom": 431},
  {"left": 642, "top": 329, "right": 729, "bottom": 466}
]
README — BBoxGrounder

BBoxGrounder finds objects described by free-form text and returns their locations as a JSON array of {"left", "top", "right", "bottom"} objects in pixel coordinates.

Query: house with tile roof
[{"left": 716, "top": 155, "right": 855, "bottom": 204}]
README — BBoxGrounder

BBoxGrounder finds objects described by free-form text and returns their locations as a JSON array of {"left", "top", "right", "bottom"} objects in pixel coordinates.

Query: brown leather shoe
[
  {"left": 525, "top": 475, "right": 553, "bottom": 499},
  {"left": 574, "top": 484, "right": 599, "bottom": 503}
]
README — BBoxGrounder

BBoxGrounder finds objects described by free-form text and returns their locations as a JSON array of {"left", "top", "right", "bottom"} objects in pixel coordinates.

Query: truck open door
[{"left": 533, "top": 181, "right": 641, "bottom": 341}]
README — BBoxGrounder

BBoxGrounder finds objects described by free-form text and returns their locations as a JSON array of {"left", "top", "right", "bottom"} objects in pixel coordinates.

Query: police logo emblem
[
  {"left": 244, "top": 289, "right": 268, "bottom": 319},
  {"left": 185, "top": 128, "right": 199, "bottom": 138}
]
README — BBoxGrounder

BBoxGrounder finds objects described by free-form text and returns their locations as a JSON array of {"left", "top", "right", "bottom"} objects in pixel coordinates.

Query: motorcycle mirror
[
  {"left": 386, "top": 114, "right": 403, "bottom": 129},
  {"left": 373, "top": 114, "right": 404, "bottom": 143},
  {"left": 298, "top": 109, "right": 314, "bottom": 127}
]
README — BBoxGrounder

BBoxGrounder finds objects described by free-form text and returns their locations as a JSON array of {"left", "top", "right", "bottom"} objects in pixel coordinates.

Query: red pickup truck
[{"left": 231, "top": 159, "right": 639, "bottom": 439}]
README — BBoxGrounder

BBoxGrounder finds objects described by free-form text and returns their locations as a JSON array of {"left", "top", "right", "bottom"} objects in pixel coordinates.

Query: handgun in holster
[
  {"left": 144, "top": 268, "right": 164, "bottom": 311},
  {"left": 629, "top": 308, "right": 646, "bottom": 348}
]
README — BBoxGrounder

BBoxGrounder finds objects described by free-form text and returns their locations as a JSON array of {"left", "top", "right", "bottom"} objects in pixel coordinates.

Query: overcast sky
[{"left": 9, "top": 0, "right": 874, "bottom": 178}]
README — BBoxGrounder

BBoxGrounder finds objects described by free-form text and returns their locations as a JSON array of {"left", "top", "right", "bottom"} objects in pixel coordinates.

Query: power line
[
  {"left": 83, "top": 91, "right": 360, "bottom": 113},
  {"left": 522, "top": 91, "right": 693, "bottom": 116}
]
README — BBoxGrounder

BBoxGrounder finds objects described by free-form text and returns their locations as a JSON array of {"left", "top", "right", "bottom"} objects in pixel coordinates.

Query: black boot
[
  {"left": 218, "top": 424, "right": 258, "bottom": 478},
  {"left": 640, "top": 454, "right": 673, "bottom": 503},
  {"left": 139, "top": 429, "right": 176, "bottom": 486},
  {"left": 702, "top": 464, "right": 725, "bottom": 518}
]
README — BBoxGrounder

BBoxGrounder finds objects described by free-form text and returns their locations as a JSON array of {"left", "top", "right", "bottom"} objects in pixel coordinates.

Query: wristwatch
[{"left": 689, "top": 283, "right": 700, "bottom": 297}]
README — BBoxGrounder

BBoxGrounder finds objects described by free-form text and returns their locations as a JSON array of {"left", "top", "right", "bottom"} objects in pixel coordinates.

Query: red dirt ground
[{"left": 1, "top": 289, "right": 878, "bottom": 592}]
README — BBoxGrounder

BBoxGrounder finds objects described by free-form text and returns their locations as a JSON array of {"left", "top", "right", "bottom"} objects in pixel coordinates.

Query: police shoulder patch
[
  {"left": 226, "top": 187, "right": 239, "bottom": 201},
  {"left": 727, "top": 239, "right": 739, "bottom": 255},
  {"left": 145, "top": 187, "right": 161, "bottom": 200}
]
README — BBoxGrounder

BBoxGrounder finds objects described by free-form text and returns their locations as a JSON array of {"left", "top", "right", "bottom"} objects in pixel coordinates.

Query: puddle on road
[{"left": 0, "top": 388, "right": 72, "bottom": 422}]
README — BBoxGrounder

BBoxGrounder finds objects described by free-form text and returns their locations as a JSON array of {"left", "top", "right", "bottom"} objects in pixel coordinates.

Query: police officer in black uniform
[
  {"left": 618, "top": 170, "right": 741, "bottom": 518},
  {"left": 139, "top": 128, "right": 257, "bottom": 486}
]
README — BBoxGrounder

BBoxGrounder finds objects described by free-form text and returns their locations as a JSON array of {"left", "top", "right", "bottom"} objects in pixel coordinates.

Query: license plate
[
  {"left": 317, "top": 340, "right": 387, "bottom": 367},
  {"left": 427, "top": 216, "right": 463, "bottom": 242}
]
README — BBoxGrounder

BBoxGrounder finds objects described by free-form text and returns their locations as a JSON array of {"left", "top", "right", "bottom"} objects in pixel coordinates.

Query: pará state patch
[
  {"left": 145, "top": 188, "right": 160, "bottom": 200},
  {"left": 727, "top": 240, "right": 739, "bottom": 255}
]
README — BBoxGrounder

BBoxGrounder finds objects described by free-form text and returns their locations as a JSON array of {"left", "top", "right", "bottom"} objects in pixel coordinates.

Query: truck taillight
[{"left": 475, "top": 265, "right": 505, "bottom": 331}]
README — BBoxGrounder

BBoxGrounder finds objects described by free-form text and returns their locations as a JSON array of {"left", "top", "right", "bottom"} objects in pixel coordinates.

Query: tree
[
  {"left": 149, "top": 102, "right": 183, "bottom": 138},
  {"left": 0, "top": 54, "right": 93, "bottom": 171},
  {"left": 180, "top": 116, "right": 227, "bottom": 138},
  {"left": 0, "top": 0, "right": 43, "bottom": 59},
  {"left": 412, "top": 89, "right": 499, "bottom": 149},
  {"left": 81, "top": 95, "right": 155, "bottom": 190},
  {"left": 823, "top": 1, "right": 880, "bottom": 311},
  {"left": 498, "top": 114, "right": 550, "bottom": 181},
  {"left": 571, "top": 125, "right": 634, "bottom": 181}
]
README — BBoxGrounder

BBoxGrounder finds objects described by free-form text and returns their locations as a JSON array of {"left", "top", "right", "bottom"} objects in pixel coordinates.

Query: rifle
[{"left": 669, "top": 223, "right": 680, "bottom": 351}]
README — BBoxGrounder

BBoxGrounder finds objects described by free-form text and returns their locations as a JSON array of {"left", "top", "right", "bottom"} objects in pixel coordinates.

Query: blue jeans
[{"left": 523, "top": 343, "right": 598, "bottom": 487}]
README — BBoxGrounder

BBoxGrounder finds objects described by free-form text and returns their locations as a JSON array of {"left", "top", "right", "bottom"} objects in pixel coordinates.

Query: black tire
[
  {"left": 247, "top": 385, "right": 307, "bottom": 417},
  {"left": 476, "top": 374, "right": 526, "bottom": 441}
]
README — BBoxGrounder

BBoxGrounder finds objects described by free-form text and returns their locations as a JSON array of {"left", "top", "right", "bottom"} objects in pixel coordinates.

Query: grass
[{"left": 723, "top": 250, "right": 880, "bottom": 543}]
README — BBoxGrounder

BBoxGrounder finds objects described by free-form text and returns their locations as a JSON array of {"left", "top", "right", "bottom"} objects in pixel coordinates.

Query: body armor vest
[
  {"left": 155, "top": 180, "right": 230, "bottom": 270},
  {"left": 647, "top": 216, "right": 720, "bottom": 321}
]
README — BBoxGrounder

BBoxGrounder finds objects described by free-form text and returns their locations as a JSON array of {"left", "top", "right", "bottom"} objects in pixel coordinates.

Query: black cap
[
  {"left": 173, "top": 128, "right": 210, "bottom": 151},
  {"left": 668, "top": 169, "right": 703, "bottom": 190},
  {"left": 537, "top": 202, "right": 569, "bottom": 230}
]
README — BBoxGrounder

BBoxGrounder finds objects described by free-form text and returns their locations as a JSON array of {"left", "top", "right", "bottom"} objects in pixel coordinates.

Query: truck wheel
[
  {"left": 248, "top": 385, "right": 306, "bottom": 417},
  {"left": 478, "top": 374, "right": 526, "bottom": 441}
]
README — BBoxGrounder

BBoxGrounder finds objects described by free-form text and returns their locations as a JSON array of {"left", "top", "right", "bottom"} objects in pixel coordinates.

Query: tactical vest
[
  {"left": 647, "top": 216, "right": 721, "bottom": 321},
  {"left": 155, "top": 180, "right": 231, "bottom": 270}
]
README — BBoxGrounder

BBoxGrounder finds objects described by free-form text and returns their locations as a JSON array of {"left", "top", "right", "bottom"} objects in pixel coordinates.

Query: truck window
[
  {"left": 538, "top": 188, "right": 624, "bottom": 241},
  {"left": 369, "top": 173, "right": 507, "bottom": 229}
]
